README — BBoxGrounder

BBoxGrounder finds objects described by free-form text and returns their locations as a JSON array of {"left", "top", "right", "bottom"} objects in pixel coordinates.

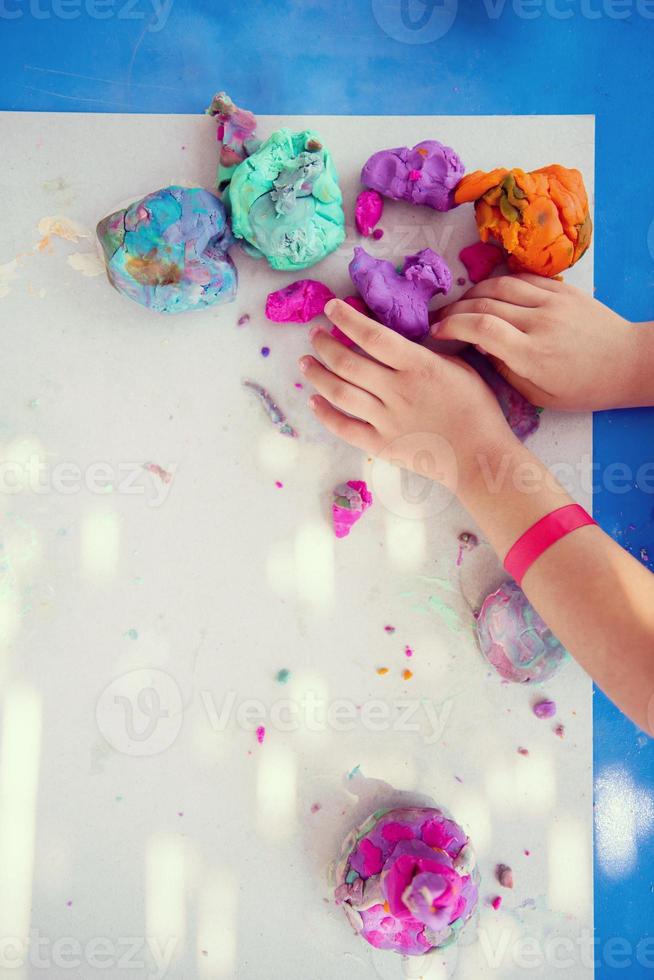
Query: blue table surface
[{"left": 1, "top": 1, "right": 653, "bottom": 974}]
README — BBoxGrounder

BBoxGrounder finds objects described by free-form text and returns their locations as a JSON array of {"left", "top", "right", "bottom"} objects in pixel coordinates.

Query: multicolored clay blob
[
  {"left": 355, "top": 190, "right": 384, "bottom": 237},
  {"left": 333, "top": 806, "right": 479, "bottom": 956},
  {"left": 476, "top": 581, "right": 570, "bottom": 684},
  {"left": 361, "top": 141, "right": 465, "bottom": 212},
  {"left": 350, "top": 247, "right": 451, "bottom": 342},
  {"left": 463, "top": 349, "right": 540, "bottom": 441},
  {"left": 243, "top": 381, "right": 297, "bottom": 437},
  {"left": 206, "top": 91, "right": 259, "bottom": 189},
  {"left": 225, "top": 129, "right": 346, "bottom": 270},
  {"left": 454, "top": 165, "right": 592, "bottom": 277},
  {"left": 265, "top": 279, "right": 335, "bottom": 323},
  {"left": 332, "top": 480, "right": 373, "bottom": 538},
  {"left": 458, "top": 242, "right": 505, "bottom": 283},
  {"left": 96, "top": 187, "right": 237, "bottom": 314}
]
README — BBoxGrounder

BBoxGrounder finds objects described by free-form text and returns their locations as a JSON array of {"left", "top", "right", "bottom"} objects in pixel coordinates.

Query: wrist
[
  {"left": 457, "top": 440, "right": 574, "bottom": 558},
  {"left": 625, "top": 322, "right": 654, "bottom": 407}
]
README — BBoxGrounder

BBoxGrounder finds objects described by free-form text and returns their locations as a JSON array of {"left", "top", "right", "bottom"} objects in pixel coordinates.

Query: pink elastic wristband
[{"left": 504, "top": 504, "right": 596, "bottom": 585}]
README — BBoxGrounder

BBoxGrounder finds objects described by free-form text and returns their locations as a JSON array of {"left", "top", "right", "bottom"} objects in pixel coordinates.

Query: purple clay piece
[
  {"left": 463, "top": 348, "right": 540, "bottom": 442},
  {"left": 361, "top": 140, "right": 465, "bottom": 212},
  {"left": 355, "top": 190, "right": 384, "bottom": 237},
  {"left": 533, "top": 699, "right": 557, "bottom": 719},
  {"left": 476, "top": 581, "right": 570, "bottom": 684},
  {"left": 243, "top": 380, "right": 297, "bottom": 437},
  {"left": 349, "top": 246, "right": 451, "bottom": 342}
]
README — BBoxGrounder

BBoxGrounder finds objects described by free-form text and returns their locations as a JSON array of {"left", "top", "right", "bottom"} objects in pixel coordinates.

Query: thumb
[
  {"left": 488, "top": 355, "right": 548, "bottom": 408},
  {"left": 436, "top": 313, "right": 528, "bottom": 371}
]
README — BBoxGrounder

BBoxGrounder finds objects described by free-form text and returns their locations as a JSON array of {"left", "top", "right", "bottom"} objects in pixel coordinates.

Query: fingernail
[
  {"left": 308, "top": 396, "right": 318, "bottom": 410},
  {"left": 324, "top": 299, "right": 337, "bottom": 317},
  {"left": 309, "top": 325, "right": 321, "bottom": 341},
  {"left": 298, "top": 357, "right": 310, "bottom": 373}
]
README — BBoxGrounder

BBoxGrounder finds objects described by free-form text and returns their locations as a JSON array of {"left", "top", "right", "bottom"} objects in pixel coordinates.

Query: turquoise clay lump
[
  {"left": 224, "top": 129, "right": 346, "bottom": 271},
  {"left": 96, "top": 186, "right": 237, "bottom": 314}
]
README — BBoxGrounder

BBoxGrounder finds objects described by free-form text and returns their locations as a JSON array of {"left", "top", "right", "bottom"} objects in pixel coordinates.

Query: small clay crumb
[
  {"left": 496, "top": 864, "right": 514, "bottom": 889},
  {"left": 404, "top": 645, "right": 413, "bottom": 658},
  {"left": 310, "top": 803, "right": 322, "bottom": 814},
  {"left": 554, "top": 724, "right": 566, "bottom": 738},
  {"left": 533, "top": 698, "right": 557, "bottom": 719},
  {"left": 384, "top": 624, "right": 396, "bottom": 634},
  {"left": 372, "top": 228, "right": 384, "bottom": 240},
  {"left": 377, "top": 667, "right": 389, "bottom": 676},
  {"left": 237, "top": 313, "right": 250, "bottom": 326},
  {"left": 457, "top": 276, "right": 467, "bottom": 286},
  {"left": 490, "top": 896, "right": 502, "bottom": 911},
  {"left": 402, "top": 669, "right": 413, "bottom": 681},
  {"left": 517, "top": 747, "right": 529, "bottom": 756}
]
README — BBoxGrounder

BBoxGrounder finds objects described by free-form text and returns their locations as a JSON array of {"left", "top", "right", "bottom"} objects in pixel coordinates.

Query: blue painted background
[{"left": 1, "top": 0, "right": 653, "bottom": 973}]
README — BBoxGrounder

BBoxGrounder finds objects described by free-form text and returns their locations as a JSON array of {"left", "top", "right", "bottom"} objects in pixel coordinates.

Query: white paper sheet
[{"left": 0, "top": 111, "right": 594, "bottom": 980}]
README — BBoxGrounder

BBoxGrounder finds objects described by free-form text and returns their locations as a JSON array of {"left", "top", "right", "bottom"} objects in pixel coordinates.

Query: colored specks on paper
[
  {"left": 276, "top": 668, "right": 291, "bottom": 684},
  {"left": 517, "top": 747, "right": 529, "bottom": 756},
  {"left": 404, "top": 645, "right": 413, "bottom": 658},
  {"left": 490, "top": 896, "right": 503, "bottom": 911},
  {"left": 237, "top": 314, "right": 250, "bottom": 326},
  {"left": 402, "top": 669, "right": 413, "bottom": 681},
  {"left": 384, "top": 625, "right": 396, "bottom": 634},
  {"left": 310, "top": 803, "right": 322, "bottom": 814},
  {"left": 372, "top": 228, "right": 384, "bottom": 240},
  {"left": 256, "top": 726, "right": 266, "bottom": 744},
  {"left": 294, "top": 382, "right": 303, "bottom": 389},
  {"left": 347, "top": 764, "right": 361, "bottom": 780},
  {"left": 457, "top": 276, "right": 467, "bottom": 286},
  {"left": 124, "top": 628, "right": 138, "bottom": 641},
  {"left": 261, "top": 346, "right": 270, "bottom": 357},
  {"left": 144, "top": 462, "right": 172, "bottom": 484},
  {"left": 554, "top": 724, "right": 566, "bottom": 738},
  {"left": 66, "top": 900, "right": 73, "bottom": 908},
  {"left": 275, "top": 480, "right": 284, "bottom": 489},
  {"left": 376, "top": 667, "right": 389, "bottom": 676}
]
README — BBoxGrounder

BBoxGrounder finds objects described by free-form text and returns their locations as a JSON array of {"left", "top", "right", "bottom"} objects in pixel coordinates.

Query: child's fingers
[
  {"left": 310, "top": 328, "right": 392, "bottom": 398},
  {"left": 324, "top": 299, "right": 413, "bottom": 370},
  {"left": 435, "top": 313, "right": 530, "bottom": 370},
  {"left": 488, "top": 356, "right": 554, "bottom": 407},
  {"left": 434, "top": 298, "right": 534, "bottom": 331},
  {"left": 449, "top": 275, "right": 548, "bottom": 309},
  {"left": 511, "top": 272, "right": 568, "bottom": 293},
  {"left": 308, "top": 394, "right": 380, "bottom": 452},
  {"left": 300, "top": 356, "right": 383, "bottom": 423}
]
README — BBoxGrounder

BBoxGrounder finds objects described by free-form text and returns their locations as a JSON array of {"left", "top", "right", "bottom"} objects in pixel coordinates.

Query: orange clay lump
[{"left": 454, "top": 165, "right": 592, "bottom": 277}]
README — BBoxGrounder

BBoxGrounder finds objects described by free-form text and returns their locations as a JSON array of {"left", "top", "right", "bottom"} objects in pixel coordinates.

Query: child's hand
[
  {"left": 299, "top": 299, "right": 517, "bottom": 492},
  {"left": 435, "top": 274, "right": 646, "bottom": 411}
]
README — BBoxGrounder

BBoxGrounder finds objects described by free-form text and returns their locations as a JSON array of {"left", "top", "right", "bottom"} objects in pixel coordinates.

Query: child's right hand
[{"left": 435, "top": 274, "right": 653, "bottom": 411}]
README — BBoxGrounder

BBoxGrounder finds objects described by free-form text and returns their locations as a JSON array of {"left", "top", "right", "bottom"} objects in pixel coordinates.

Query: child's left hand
[{"left": 298, "top": 299, "right": 517, "bottom": 494}]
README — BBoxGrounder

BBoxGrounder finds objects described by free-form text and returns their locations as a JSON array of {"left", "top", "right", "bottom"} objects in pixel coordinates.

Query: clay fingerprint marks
[
  {"left": 333, "top": 806, "right": 479, "bottom": 956},
  {"left": 454, "top": 166, "right": 592, "bottom": 277},
  {"left": 96, "top": 186, "right": 237, "bottom": 314},
  {"left": 475, "top": 580, "right": 570, "bottom": 684},
  {"left": 349, "top": 247, "right": 452, "bottom": 342}
]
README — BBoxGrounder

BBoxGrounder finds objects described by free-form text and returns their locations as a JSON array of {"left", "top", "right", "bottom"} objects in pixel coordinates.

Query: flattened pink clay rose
[{"left": 333, "top": 806, "right": 479, "bottom": 956}]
